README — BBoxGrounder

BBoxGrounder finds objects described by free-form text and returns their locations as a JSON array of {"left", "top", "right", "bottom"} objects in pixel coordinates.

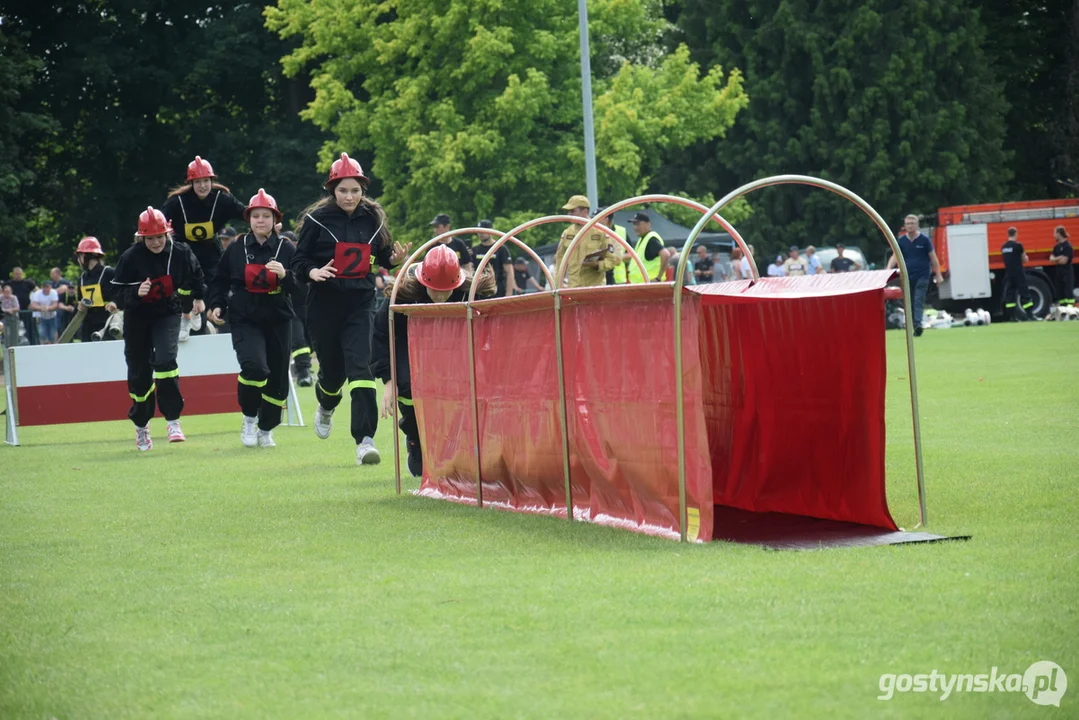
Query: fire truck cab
[{"left": 930, "top": 200, "right": 1079, "bottom": 317}]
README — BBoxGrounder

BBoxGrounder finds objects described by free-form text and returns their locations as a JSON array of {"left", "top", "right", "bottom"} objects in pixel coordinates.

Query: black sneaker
[
  {"left": 913, "top": 326, "right": 923, "bottom": 337},
  {"left": 406, "top": 437, "right": 423, "bottom": 478}
]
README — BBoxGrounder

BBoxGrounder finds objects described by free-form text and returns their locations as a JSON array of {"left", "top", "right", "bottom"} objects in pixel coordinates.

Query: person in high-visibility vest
[
  {"left": 597, "top": 208, "right": 628, "bottom": 285},
  {"left": 621, "top": 212, "right": 670, "bottom": 283}
]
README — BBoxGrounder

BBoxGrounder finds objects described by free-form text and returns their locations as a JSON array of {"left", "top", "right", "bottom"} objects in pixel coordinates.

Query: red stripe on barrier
[{"left": 16, "top": 374, "right": 237, "bottom": 427}]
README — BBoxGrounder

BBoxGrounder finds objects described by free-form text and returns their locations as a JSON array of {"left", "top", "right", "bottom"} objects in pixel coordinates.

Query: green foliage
[
  {"left": 265, "top": 0, "right": 748, "bottom": 245},
  {"left": 2, "top": 1, "right": 326, "bottom": 276},
  {"left": 663, "top": 0, "right": 1013, "bottom": 262}
]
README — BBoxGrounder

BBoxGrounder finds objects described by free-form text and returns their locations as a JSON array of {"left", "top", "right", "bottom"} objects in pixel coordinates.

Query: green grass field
[{"left": 1, "top": 323, "right": 1076, "bottom": 718}]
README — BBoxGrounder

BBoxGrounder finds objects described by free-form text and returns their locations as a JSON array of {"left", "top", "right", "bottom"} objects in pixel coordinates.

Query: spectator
[
  {"left": 830, "top": 243, "right": 861, "bottom": 273},
  {"left": 805, "top": 246, "right": 824, "bottom": 275},
  {"left": 729, "top": 247, "right": 744, "bottom": 279},
  {"left": 430, "top": 213, "right": 473, "bottom": 271},
  {"left": 1, "top": 284, "right": 20, "bottom": 347},
  {"left": 886, "top": 214, "right": 943, "bottom": 336},
  {"left": 219, "top": 226, "right": 238, "bottom": 252},
  {"left": 783, "top": 246, "right": 808, "bottom": 276},
  {"left": 768, "top": 255, "right": 787, "bottom": 277},
  {"left": 30, "top": 281, "right": 60, "bottom": 344},
  {"left": 713, "top": 252, "right": 730, "bottom": 282},
  {"left": 51, "top": 267, "right": 75, "bottom": 329},
  {"left": 740, "top": 244, "right": 756, "bottom": 279},
  {"left": 472, "top": 219, "right": 517, "bottom": 296},
  {"left": 693, "top": 244, "right": 714, "bottom": 284},
  {"left": 6, "top": 267, "right": 38, "bottom": 345},
  {"left": 513, "top": 257, "right": 541, "bottom": 294},
  {"left": 597, "top": 209, "right": 628, "bottom": 285}
]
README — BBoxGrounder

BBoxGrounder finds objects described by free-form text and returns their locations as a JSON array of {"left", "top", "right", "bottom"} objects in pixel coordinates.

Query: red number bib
[
  {"left": 333, "top": 243, "right": 372, "bottom": 279},
  {"left": 141, "top": 275, "right": 174, "bottom": 303},
  {"left": 244, "top": 264, "right": 280, "bottom": 294}
]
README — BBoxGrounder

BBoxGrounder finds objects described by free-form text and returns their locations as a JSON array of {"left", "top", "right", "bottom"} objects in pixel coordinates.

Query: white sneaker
[
  {"left": 167, "top": 420, "right": 185, "bottom": 443},
  {"left": 241, "top": 416, "right": 258, "bottom": 447},
  {"left": 190, "top": 311, "right": 203, "bottom": 332},
  {"left": 356, "top": 437, "right": 381, "bottom": 465},
  {"left": 314, "top": 405, "right": 334, "bottom": 439},
  {"left": 135, "top": 425, "right": 152, "bottom": 452},
  {"left": 257, "top": 429, "right": 276, "bottom": 448},
  {"left": 178, "top": 315, "right": 191, "bottom": 343}
]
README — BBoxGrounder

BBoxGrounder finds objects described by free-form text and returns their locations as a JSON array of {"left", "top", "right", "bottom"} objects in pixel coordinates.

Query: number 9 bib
[
  {"left": 141, "top": 275, "right": 175, "bottom": 304},
  {"left": 244, "top": 264, "right": 280, "bottom": 294},
  {"left": 185, "top": 221, "right": 214, "bottom": 242},
  {"left": 333, "top": 243, "right": 372, "bottom": 279}
]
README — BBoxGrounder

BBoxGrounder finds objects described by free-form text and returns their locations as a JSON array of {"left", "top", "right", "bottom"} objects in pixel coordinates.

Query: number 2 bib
[
  {"left": 141, "top": 275, "right": 175, "bottom": 304},
  {"left": 79, "top": 283, "right": 105, "bottom": 308},
  {"left": 333, "top": 243, "right": 372, "bottom": 279},
  {"left": 244, "top": 264, "right": 280, "bottom": 294},
  {"left": 185, "top": 221, "right": 214, "bottom": 242}
]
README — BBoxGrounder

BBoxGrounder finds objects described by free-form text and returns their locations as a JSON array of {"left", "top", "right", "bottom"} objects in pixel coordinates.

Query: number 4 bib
[
  {"left": 244, "top": 264, "right": 280, "bottom": 294},
  {"left": 333, "top": 243, "right": 372, "bottom": 279}
]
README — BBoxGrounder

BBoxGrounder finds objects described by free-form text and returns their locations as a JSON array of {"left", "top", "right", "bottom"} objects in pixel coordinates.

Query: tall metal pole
[{"left": 577, "top": 0, "right": 599, "bottom": 209}]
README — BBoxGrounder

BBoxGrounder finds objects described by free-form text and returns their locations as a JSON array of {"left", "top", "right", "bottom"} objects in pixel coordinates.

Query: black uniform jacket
[
  {"left": 112, "top": 239, "right": 205, "bottom": 318},
  {"left": 208, "top": 232, "right": 297, "bottom": 324}
]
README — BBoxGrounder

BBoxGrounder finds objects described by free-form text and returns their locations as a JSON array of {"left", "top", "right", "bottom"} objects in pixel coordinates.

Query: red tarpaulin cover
[{"left": 402, "top": 271, "right": 898, "bottom": 541}]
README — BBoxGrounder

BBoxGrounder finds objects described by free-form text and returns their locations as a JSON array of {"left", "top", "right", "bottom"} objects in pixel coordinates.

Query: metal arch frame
[
  {"left": 553, "top": 194, "right": 760, "bottom": 288},
  {"left": 387, "top": 228, "right": 557, "bottom": 499},
  {"left": 676, "top": 174, "right": 927, "bottom": 542},
  {"left": 471, "top": 214, "right": 643, "bottom": 518}
]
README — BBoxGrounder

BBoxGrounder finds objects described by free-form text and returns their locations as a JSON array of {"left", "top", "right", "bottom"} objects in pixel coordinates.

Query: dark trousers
[
  {"left": 231, "top": 317, "right": 292, "bottom": 431},
  {"left": 290, "top": 313, "right": 312, "bottom": 374},
  {"left": 307, "top": 288, "right": 377, "bottom": 443},
  {"left": 1056, "top": 266, "right": 1075, "bottom": 306},
  {"left": 18, "top": 310, "right": 38, "bottom": 345},
  {"left": 1002, "top": 272, "right": 1033, "bottom": 317},
  {"left": 124, "top": 313, "right": 182, "bottom": 426}
]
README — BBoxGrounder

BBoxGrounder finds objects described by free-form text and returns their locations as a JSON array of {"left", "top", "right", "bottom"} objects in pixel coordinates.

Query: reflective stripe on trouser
[
  {"left": 290, "top": 313, "right": 312, "bottom": 372},
  {"left": 1001, "top": 274, "right": 1032, "bottom": 318},
  {"left": 124, "top": 312, "right": 183, "bottom": 426},
  {"left": 230, "top": 318, "right": 292, "bottom": 432},
  {"left": 308, "top": 287, "right": 379, "bottom": 443}
]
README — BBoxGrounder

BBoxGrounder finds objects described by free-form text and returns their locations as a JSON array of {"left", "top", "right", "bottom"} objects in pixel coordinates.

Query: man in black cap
[
  {"left": 512, "top": 257, "right": 542, "bottom": 294},
  {"left": 430, "top": 213, "right": 473, "bottom": 271},
  {"left": 623, "top": 211, "right": 669, "bottom": 283},
  {"left": 471, "top": 219, "right": 516, "bottom": 296}
]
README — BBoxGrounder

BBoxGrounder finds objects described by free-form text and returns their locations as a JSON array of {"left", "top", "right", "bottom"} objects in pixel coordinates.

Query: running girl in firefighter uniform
[
  {"left": 111, "top": 207, "right": 205, "bottom": 450},
  {"left": 207, "top": 189, "right": 297, "bottom": 449},
  {"left": 161, "top": 156, "right": 247, "bottom": 339},
  {"left": 372, "top": 244, "right": 496, "bottom": 478},
  {"left": 291, "top": 153, "right": 411, "bottom": 466},
  {"left": 73, "top": 236, "right": 118, "bottom": 342}
]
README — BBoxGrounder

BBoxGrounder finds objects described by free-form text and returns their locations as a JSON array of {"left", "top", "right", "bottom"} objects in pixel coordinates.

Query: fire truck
[{"left": 930, "top": 199, "right": 1079, "bottom": 317}]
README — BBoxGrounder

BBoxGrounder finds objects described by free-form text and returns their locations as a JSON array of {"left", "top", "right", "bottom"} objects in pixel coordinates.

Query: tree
[
  {"left": 0, "top": 26, "right": 57, "bottom": 274},
  {"left": 1, "top": 1, "right": 326, "bottom": 275},
  {"left": 265, "top": 0, "right": 748, "bottom": 244},
  {"left": 663, "top": 0, "right": 1012, "bottom": 262}
]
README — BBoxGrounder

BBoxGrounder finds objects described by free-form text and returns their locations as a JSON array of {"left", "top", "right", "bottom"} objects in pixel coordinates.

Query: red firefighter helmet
[
  {"left": 244, "top": 188, "right": 282, "bottom": 222},
  {"left": 186, "top": 155, "right": 216, "bottom": 181},
  {"left": 136, "top": 206, "right": 172, "bottom": 237},
  {"left": 417, "top": 244, "right": 466, "bottom": 292},
  {"left": 75, "top": 236, "right": 104, "bottom": 255},
  {"left": 325, "top": 152, "right": 366, "bottom": 188}
]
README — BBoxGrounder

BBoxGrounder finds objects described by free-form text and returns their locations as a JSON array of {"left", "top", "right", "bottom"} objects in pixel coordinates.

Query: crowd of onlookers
[{"left": 1, "top": 266, "right": 84, "bottom": 347}]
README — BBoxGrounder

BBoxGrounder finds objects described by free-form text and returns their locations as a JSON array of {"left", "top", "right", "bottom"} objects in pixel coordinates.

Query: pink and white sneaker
[
  {"left": 135, "top": 425, "right": 153, "bottom": 452},
  {"left": 166, "top": 420, "right": 185, "bottom": 443}
]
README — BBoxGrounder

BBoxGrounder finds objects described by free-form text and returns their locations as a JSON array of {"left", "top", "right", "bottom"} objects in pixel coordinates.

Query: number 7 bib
[{"left": 333, "top": 243, "right": 372, "bottom": 279}]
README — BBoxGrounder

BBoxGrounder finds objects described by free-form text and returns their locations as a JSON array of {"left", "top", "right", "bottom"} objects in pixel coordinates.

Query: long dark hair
[
  {"left": 296, "top": 178, "right": 391, "bottom": 250},
  {"left": 385, "top": 264, "right": 497, "bottom": 302},
  {"left": 167, "top": 181, "right": 233, "bottom": 198}
]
